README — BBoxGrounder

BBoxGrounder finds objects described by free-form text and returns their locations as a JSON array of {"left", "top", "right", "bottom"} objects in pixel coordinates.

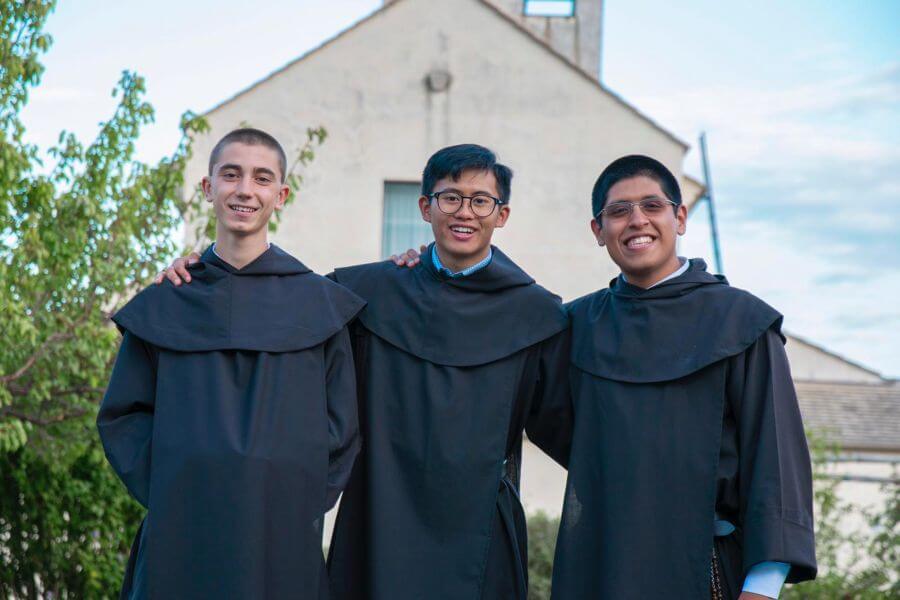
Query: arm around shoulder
[
  {"left": 525, "top": 327, "right": 574, "bottom": 469},
  {"left": 323, "top": 326, "right": 361, "bottom": 510}
]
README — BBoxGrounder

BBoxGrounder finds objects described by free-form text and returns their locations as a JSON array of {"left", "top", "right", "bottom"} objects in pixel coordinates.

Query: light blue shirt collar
[{"left": 431, "top": 246, "right": 493, "bottom": 278}]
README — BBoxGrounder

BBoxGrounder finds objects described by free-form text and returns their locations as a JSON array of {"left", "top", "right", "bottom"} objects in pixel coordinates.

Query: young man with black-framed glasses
[{"left": 160, "top": 144, "right": 573, "bottom": 600}]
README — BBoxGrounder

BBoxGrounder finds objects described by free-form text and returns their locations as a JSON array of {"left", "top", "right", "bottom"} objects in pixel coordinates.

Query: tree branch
[
  {"left": 0, "top": 406, "right": 88, "bottom": 427},
  {"left": 0, "top": 331, "right": 74, "bottom": 384}
]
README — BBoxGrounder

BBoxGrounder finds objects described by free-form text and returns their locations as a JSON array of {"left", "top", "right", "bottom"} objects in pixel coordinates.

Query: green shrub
[
  {"left": 0, "top": 440, "right": 144, "bottom": 598},
  {"left": 527, "top": 510, "right": 559, "bottom": 600}
]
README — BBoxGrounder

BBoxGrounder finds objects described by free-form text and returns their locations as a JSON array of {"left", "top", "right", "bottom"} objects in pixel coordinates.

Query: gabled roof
[
  {"left": 788, "top": 332, "right": 886, "bottom": 381},
  {"left": 682, "top": 173, "right": 706, "bottom": 212},
  {"left": 205, "top": 0, "right": 689, "bottom": 151},
  {"left": 474, "top": 1, "right": 689, "bottom": 150},
  {"left": 797, "top": 380, "right": 900, "bottom": 452}
]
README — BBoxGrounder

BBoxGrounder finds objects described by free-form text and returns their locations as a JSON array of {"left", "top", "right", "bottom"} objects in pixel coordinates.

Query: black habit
[
  {"left": 551, "top": 259, "right": 817, "bottom": 599},
  {"left": 326, "top": 244, "right": 572, "bottom": 600},
  {"left": 97, "top": 245, "right": 365, "bottom": 599}
]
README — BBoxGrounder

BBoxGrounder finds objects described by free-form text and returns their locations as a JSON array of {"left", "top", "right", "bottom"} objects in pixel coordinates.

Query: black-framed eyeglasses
[
  {"left": 596, "top": 197, "right": 678, "bottom": 221},
  {"left": 429, "top": 190, "right": 506, "bottom": 217}
]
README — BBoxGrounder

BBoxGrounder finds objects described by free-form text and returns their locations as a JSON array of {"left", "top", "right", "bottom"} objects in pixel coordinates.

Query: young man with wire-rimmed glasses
[{"left": 551, "top": 155, "right": 817, "bottom": 599}]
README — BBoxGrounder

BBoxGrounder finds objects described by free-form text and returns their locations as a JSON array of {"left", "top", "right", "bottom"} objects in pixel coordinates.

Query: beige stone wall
[{"left": 185, "top": 0, "right": 687, "bottom": 301}]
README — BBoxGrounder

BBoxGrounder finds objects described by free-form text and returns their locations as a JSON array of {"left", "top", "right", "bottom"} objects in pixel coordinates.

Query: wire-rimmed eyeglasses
[{"left": 596, "top": 197, "right": 678, "bottom": 221}]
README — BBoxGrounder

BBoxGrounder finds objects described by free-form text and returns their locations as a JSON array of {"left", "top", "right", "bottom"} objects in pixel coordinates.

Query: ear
[
  {"left": 494, "top": 205, "right": 511, "bottom": 229},
  {"left": 201, "top": 176, "right": 213, "bottom": 202},
  {"left": 590, "top": 218, "right": 605, "bottom": 246},
  {"left": 418, "top": 196, "right": 432, "bottom": 223},
  {"left": 675, "top": 203, "right": 687, "bottom": 235},
  {"left": 274, "top": 183, "right": 290, "bottom": 211}
]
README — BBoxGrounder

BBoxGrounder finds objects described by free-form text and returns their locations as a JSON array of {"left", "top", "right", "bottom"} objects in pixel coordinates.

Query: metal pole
[{"left": 699, "top": 132, "right": 724, "bottom": 274}]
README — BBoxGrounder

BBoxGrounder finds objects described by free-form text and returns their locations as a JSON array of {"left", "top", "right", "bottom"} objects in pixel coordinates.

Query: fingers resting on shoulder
[
  {"left": 154, "top": 252, "right": 201, "bottom": 286},
  {"left": 390, "top": 248, "right": 423, "bottom": 268}
]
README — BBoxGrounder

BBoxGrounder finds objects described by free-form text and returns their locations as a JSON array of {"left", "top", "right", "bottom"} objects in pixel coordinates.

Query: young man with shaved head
[
  {"left": 100, "top": 128, "right": 364, "bottom": 598},
  {"left": 551, "top": 155, "right": 817, "bottom": 599}
]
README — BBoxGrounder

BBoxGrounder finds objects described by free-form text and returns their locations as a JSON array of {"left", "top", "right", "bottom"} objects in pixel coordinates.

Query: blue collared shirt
[
  {"left": 431, "top": 246, "right": 493, "bottom": 277},
  {"left": 743, "top": 561, "right": 791, "bottom": 598}
]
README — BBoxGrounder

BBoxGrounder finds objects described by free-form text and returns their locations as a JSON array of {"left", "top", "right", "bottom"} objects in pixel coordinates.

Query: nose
[
  {"left": 454, "top": 198, "right": 477, "bottom": 219},
  {"left": 627, "top": 203, "right": 650, "bottom": 226},
  {"left": 236, "top": 175, "right": 253, "bottom": 198}
]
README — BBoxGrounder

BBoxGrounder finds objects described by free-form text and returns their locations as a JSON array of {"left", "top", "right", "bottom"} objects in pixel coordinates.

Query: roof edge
[
  {"left": 786, "top": 332, "right": 886, "bottom": 381},
  {"left": 203, "top": 2, "right": 396, "bottom": 118},
  {"left": 682, "top": 173, "right": 706, "bottom": 213},
  {"left": 475, "top": 0, "right": 689, "bottom": 152},
  {"left": 202, "top": 0, "right": 691, "bottom": 154},
  {"left": 794, "top": 378, "right": 898, "bottom": 388}
]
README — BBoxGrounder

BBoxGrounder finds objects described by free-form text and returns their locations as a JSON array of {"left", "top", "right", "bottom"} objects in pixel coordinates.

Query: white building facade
[
  {"left": 184, "top": 0, "right": 899, "bottom": 550},
  {"left": 184, "top": 0, "right": 703, "bottom": 299}
]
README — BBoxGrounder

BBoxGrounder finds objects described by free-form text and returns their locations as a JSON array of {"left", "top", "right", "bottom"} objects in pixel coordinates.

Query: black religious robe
[
  {"left": 326, "top": 244, "right": 572, "bottom": 600},
  {"left": 97, "top": 244, "right": 365, "bottom": 600},
  {"left": 551, "top": 259, "right": 817, "bottom": 599}
]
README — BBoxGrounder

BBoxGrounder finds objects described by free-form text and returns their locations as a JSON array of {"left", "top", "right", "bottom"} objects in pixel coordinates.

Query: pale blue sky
[{"left": 21, "top": 0, "right": 900, "bottom": 376}]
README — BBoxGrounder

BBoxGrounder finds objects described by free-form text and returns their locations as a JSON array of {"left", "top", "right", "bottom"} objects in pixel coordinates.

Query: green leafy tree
[
  {"left": 0, "top": 441, "right": 145, "bottom": 597},
  {"left": 782, "top": 433, "right": 899, "bottom": 599},
  {"left": 0, "top": 1, "right": 325, "bottom": 595}
]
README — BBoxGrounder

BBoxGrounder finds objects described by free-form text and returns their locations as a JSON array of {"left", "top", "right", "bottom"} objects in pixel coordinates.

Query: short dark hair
[
  {"left": 208, "top": 128, "right": 288, "bottom": 183},
  {"left": 591, "top": 155, "right": 682, "bottom": 218},
  {"left": 421, "top": 144, "right": 513, "bottom": 203}
]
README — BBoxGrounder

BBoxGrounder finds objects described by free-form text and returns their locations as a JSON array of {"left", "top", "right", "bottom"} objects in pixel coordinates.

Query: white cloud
[
  {"left": 633, "top": 62, "right": 900, "bottom": 167},
  {"left": 682, "top": 183, "right": 900, "bottom": 378}
]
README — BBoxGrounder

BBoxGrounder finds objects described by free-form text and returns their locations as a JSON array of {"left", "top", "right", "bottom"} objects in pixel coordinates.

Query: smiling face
[
  {"left": 202, "top": 142, "right": 290, "bottom": 243},
  {"left": 591, "top": 175, "right": 687, "bottom": 288},
  {"left": 419, "top": 168, "right": 510, "bottom": 272}
]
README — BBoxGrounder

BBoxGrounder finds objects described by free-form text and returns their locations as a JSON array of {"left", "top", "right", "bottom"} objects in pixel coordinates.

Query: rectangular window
[
  {"left": 382, "top": 182, "right": 433, "bottom": 259},
  {"left": 524, "top": 0, "right": 576, "bottom": 17}
]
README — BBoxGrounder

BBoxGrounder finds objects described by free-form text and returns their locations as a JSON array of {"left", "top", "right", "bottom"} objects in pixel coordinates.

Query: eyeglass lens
[{"left": 435, "top": 192, "right": 498, "bottom": 217}]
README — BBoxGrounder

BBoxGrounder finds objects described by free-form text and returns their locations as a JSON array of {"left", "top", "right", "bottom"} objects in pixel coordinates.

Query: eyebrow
[
  {"left": 252, "top": 167, "right": 277, "bottom": 179},
  {"left": 608, "top": 194, "right": 665, "bottom": 203},
  {"left": 437, "top": 186, "right": 497, "bottom": 196},
  {"left": 217, "top": 164, "right": 278, "bottom": 179}
]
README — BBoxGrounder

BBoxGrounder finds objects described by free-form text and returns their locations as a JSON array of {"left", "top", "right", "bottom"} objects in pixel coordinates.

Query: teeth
[
  {"left": 627, "top": 236, "right": 653, "bottom": 247},
  {"left": 230, "top": 205, "right": 257, "bottom": 213},
  {"left": 451, "top": 226, "right": 474, "bottom": 234}
]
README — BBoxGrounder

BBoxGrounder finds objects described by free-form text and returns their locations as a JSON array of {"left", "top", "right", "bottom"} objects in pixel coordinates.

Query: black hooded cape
[
  {"left": 551, "top": 259, "right": 816, "bottom": 599},
  {"left": 326, "top": 244, "right": 572, "bottom": 600},
  {"left": 97, "top": 244, "right": 365, "bottom": 600}
]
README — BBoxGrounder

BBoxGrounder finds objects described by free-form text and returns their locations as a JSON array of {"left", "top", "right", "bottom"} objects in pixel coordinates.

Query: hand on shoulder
[
  {"left": 389, "top": 244, "right": 428, "bottom": 268},
  {"left": 153, "top": 252, "right": 201, "bottom": 286}
]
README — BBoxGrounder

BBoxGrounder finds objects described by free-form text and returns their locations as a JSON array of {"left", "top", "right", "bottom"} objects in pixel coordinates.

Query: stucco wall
[
  {"left": 785, "top": 336, "right": 884, "bottom": 383},
  {"left": 185, "top": 0, "right": 686, "bottom": 301}
]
